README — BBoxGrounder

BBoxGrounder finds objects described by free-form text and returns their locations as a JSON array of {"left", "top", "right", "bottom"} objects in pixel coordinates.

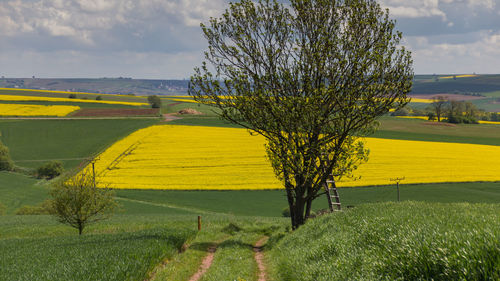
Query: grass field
[
  {"left": 270, "top": 201, "right": 500, "bottom": 280},
  {"left": 0, "top": 119, "right": 159, "bottom": 169}
]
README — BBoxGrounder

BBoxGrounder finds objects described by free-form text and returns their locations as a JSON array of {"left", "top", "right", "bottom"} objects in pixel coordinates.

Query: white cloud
[
  {"left": 407, "top": 31, "right": 500, "bottom": 73},
  {"left": 0, "top": 0, "right": 225, "bottom": 45},
  {"left": 380, "top": 0, "right": 447, "bottom": 21}
]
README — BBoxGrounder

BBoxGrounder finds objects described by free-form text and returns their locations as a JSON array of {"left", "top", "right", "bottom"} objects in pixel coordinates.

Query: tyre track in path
[
  {"left": 253, "top": 236, "right": 269, "bottom": 281},
  {"left": 188, "top": 242, "right": 219, "bottom": 281}
]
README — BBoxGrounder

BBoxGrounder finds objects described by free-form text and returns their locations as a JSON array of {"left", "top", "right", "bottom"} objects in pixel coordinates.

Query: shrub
[
  {"left": 0, "top": 140, "right": 14, "bottom": 171},
  {"left": 68, "top": 93, "right": 77, "bottom": 99},
  {"left": 49, "top": 172, "right": 118, "bottom": 235},
  {"left": 95, "top": 95, "right": 102, "bottom": 100},
  {"left": 37, "top": 161, "right": 64, "bottom": 179},
  {"left": 282, "top": 207, "right": 291, "bottom": 217},
  {"left": 147, "top": 95, "right": 162, "bottom": 108}
]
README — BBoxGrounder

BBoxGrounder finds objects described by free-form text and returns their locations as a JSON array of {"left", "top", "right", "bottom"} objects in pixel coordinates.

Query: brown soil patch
[
  {"left": 188, "top": 244, "right": 217, "bottom": 281},
  {"left": 162, "top": 113, "right": 182, "bottom": 122},
  {"left": 72, "top": 108, "right": 159, "bottom": 117},
  {"left": 178, "top": 108, "right": 203, "bottom": 115},
  {"left": 254, "top": 236, "right": 269, "bottom": 281},
  {"left": 410, "top": 94, "right": 485, "bottom": 101},
  {"left": 422, "top": 122, "right": 457, "bottom": 127}
]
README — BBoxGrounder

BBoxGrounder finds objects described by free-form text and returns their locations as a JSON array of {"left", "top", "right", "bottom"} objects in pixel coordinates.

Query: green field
[
  {"left": 0, "top": 119, "right": 159, "bottom": 169},
  {"left": 270, "top": 202, "right": 500, "bottom": 280},
  {"left": 0, "top": 88, "right": 149, "bottom": 103},
  {"left": 1, "top": 91, "right": 500, "bottom": 280}
]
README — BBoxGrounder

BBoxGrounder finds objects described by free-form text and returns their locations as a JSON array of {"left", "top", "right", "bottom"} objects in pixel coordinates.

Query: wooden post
[
  {"left": 92, "top": 161, "right": 96, "bottom": 189},
  {"left": 198, "top": 216, "right": 202, "bottom": 231},
  {"left": 390, "top": 177, "right": 405, "bottom": 202}
]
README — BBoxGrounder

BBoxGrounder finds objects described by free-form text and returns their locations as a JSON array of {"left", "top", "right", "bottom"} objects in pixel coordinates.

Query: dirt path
[
  {"left": 188, "top": 243, "right": 218, "bottom": 281},
  {"left": 254, "top": 236, "right": 269, "bottom": 281}
]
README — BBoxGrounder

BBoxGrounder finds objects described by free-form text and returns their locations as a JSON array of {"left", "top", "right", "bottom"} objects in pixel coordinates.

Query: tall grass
[{"left": 269, "top": 202, "right": 500, "bottom": 281}]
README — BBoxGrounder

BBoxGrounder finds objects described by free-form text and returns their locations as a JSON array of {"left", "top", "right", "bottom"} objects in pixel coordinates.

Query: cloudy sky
[{"left": 0, "top": 0, "right": 499, "bottom": 79}]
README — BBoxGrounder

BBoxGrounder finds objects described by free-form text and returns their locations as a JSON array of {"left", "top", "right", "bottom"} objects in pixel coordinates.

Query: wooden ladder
[{"left": 324, "top": 173, "right": 341, "bottom": 212}]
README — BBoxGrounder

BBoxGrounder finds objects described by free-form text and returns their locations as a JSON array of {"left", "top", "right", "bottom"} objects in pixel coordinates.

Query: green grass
[
  {"left": 0, "top": 213, "right": 284, "bottom": 281},
  {"left": 201, "top": 231, "right": 261, "bottom": 281},
  {"left": 374, "top": 116, "right": 500, "bottom": 145},
  {"left": 0, "top": 119, "right": 158, "bottom": 169},
  {"left": 0, "top": 172, "right": 49, "bottom": 214},
  {"left": 0, "top": 215, "right": 196, "bottom": 281},
  {"left": 269, "top": 201, "right": 500, "bottom": 281},
  {"left": 2, "top": 166, "right": 499, "bottom": 217},
  {"left": 114, "top": 182, "right": 500, "bottom": 217}
]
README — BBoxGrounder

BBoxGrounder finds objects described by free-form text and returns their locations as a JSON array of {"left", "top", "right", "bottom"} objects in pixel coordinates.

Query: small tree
[
  {"left": 37, "top": 161, "right": 64, "bottom": 179},
  {"left": 95, "top": 95, "right": 103, "bottom": 100},
  {"left": 0, "top": 140, "right": 14, "bottom": 171},
  {"left": 431, "top": 96, "right": 447, "bottom": 122},
  {"left": 147, "top": 95, "right": 162, "bottom": 108},
  {"left": 49, "top": 172, "right": 118, "bottom": 235},
  {"left": 68, "top": 94, "right": 77, "bottom": 99}
]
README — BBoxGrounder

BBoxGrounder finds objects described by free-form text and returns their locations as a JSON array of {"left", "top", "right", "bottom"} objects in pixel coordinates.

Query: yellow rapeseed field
[
  {"left": 0, "top": 94, "right": 147, "bottom": 106},
  {"left": 440, "top": 74, "right": 478, "bottom": 79},
  {"left": 86, "top": 125, "right": 500, "bottom": 190},
  {"left": 410, "top": 98, "right": 433, "bottom": 103},
  {"left": 0, "top": 103, "right": 80, "bottom": 116},
  {"left": 164, "top": 98, "right": 199, "bottom": 103}
]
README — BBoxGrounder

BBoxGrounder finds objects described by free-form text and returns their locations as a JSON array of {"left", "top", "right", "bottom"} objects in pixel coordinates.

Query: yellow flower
[{"left": 84, "top": 125, "right": 500, "bottom": 190}]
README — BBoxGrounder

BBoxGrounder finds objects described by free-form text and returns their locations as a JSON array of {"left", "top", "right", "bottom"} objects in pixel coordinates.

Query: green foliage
[
  {"left": 0, "top": 202, "right": 5, "bottom": 215},
  {"left": 282, "top": 207, "right": 291, "bottom": 217},
  {"left": 68, "top": 93, "right": 77, "bottom": 99},
  {"left": 49, "top": 172, "right": 118, "bottom": 235},
  {"left": 270, "top": 202, "right": 500, "bottom": 281},
  {"left": 95, "top": 95, "right": 102, "bottom": 100},
  {"left": 190, "top": 0, "right": 413, "bottom": 229},
  {"left": 0, "top": 140, "right": 14, "bottom": 171},
  {"left": 36, "top": 161, "right": 63, "bottom": 179},
  {"left": 147, "top": 95, "right": 162, "bottom": 108}
]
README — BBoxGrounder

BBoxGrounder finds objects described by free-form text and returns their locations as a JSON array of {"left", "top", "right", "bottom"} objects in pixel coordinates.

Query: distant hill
[
  {"left": 2, "top": 75, "right": 500, "bottom": 97},
  {"left": 411, "top": 74, "right": 500, "bottom": 95},
  {"left": 0, "top": 77, "right": 189, "bottom": 96}
]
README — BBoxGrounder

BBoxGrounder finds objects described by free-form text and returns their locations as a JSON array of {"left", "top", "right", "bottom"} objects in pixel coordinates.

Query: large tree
[{"left": 189, "top": 0, "right": 413, "bottom": 229}]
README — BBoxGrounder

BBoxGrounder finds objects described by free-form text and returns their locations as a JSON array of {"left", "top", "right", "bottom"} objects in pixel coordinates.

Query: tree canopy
[{"left": 189, "top": 0, "right": 413, "bottom": 229}]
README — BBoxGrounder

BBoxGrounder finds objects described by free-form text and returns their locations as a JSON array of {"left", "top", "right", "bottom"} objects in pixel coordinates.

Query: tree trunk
[
  {"left": 291, "top": 195, "right": 306, "bottom": 230},
  {"left": 78, "top": 223, "right": 83, "bottom": 235},
  {"left": 285, "top": 187, "right": 296, "bottom": 228}
]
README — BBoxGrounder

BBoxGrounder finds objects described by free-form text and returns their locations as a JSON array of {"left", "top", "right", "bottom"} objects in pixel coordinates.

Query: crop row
[
  {"left": 0, "top": 104, "right": 80, "bottom": 116},
  {"left": 0, "top": 94, "right": 147, "bottom": 106}
]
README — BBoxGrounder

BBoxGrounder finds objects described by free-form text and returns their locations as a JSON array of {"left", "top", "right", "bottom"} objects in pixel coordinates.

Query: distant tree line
[{"left": 391, "top": 96, "right": 500, "bottom": 124}]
